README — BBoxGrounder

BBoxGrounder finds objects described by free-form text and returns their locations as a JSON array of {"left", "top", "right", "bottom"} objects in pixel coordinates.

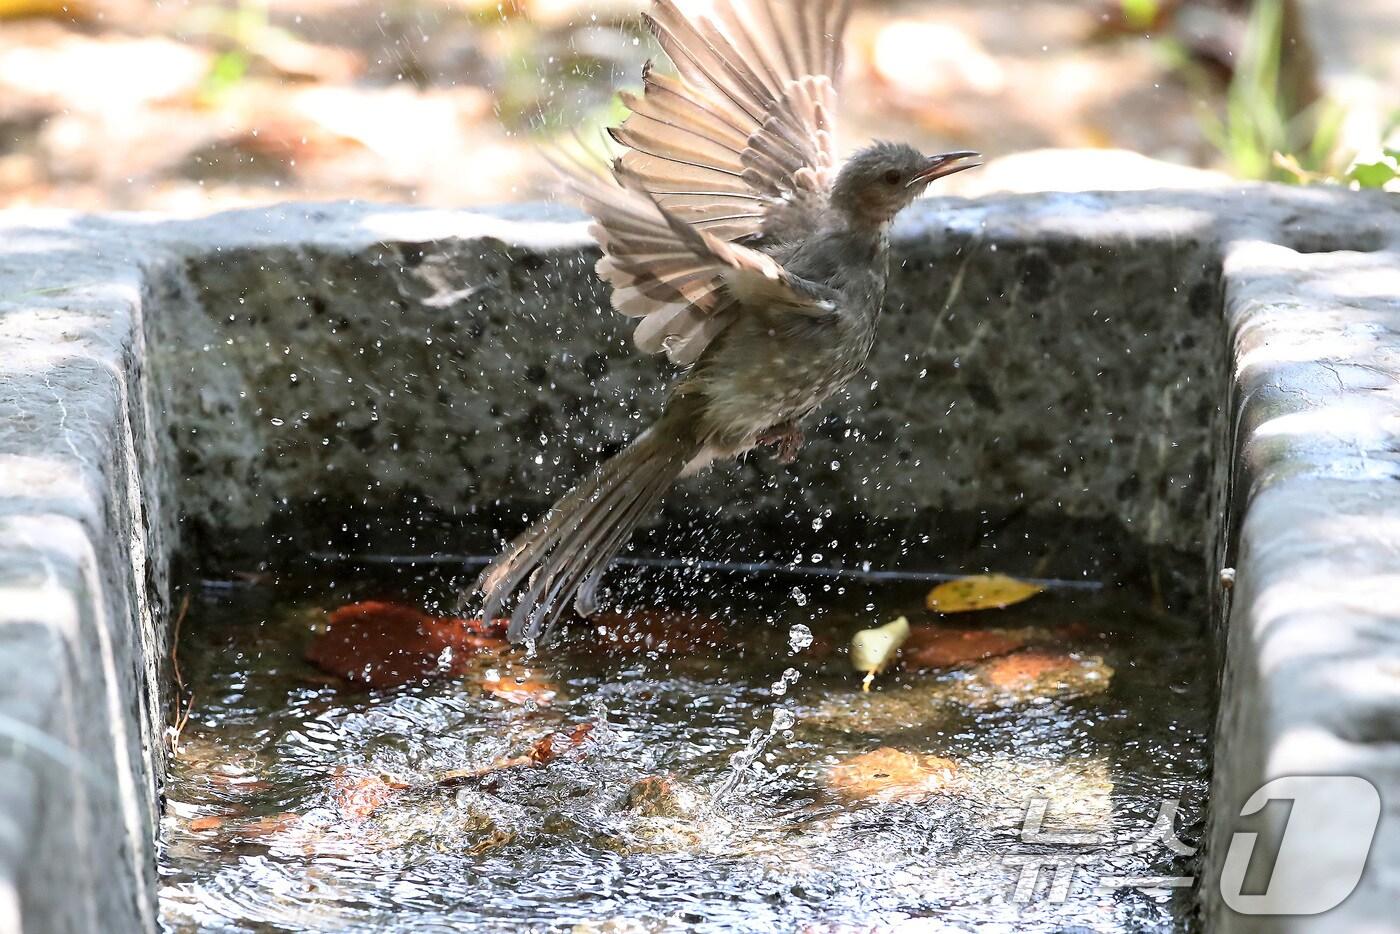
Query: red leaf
[
  {"left": 900, "top": 626, "right": 1027, "bottom": 670},
  {"left": 305, "top": 600, "right": 508, "bottom": 688}
]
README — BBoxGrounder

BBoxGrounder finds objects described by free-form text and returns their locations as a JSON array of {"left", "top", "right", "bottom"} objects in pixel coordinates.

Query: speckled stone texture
[
  {"left": 1, "top": 185, "right": 1398, "bottom": 932},
  {"left": 146, "top": 192, "right": 1383, "bottom": 569}
]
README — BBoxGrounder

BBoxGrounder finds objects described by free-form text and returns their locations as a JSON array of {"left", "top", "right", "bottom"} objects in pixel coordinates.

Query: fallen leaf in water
[
  {"left": 528, "top": 722, "right": 594, "bottom": 765},
  {"left": 305, "top": 600, "right": 508, "bottom": 688},
  {"left": 901, "top": 625, "right": 1028, "bottom": 670},
  {"left": 623, "top": 775, "right": 689, "bottom": 818},
  {"left": 481, "top": 669, "right": 559, "bottom": 705},
  {"left": 925, "top": 574, "right": 1045, "bottom": 613},
  {"left": 188, "top": 815, "right": 224, "bottom": 832},
  {"left": 467, "top": 828, "right": 518, "bottom": 855},
  {"left": 806, "top": 684, "right": 953, "bottom": 734},
  {"left": 827, "top": 747, "right": 959, "bottom": 802},
  {"left": 973, "top": 650, "right": 1114, "bottom": 699},
  {"left": 233, "top": 812, "right": 300, "bottom": 841},
  {"left": 332, "top": 773, "right": 410, "bottom": 820}
]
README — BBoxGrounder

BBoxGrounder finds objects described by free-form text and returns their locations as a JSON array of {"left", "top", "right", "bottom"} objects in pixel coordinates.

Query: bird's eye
[{"left": 883, "top": 169, "right": 901, "bottom": 185}]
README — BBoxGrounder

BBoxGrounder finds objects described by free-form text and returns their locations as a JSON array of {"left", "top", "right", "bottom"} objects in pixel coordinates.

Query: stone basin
[{"left": 1, "top": 185, "right": 1398, "bottom": 932}]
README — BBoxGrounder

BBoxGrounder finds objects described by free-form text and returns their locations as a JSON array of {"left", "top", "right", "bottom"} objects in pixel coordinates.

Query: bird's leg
[{"left": 757, "top": 420, "right": 804, "bottom": 464}]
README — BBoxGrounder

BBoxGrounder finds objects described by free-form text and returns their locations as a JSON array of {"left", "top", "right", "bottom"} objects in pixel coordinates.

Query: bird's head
[{"left": 829, "top": 142, "right": 980, "bottom": 227}]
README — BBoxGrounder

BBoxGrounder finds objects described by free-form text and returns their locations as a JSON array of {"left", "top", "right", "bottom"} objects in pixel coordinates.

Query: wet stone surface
[
  {"left": 159, "top": 560, "right": 1209, "bottom": 933},
  {"left": 146, "top": 202, "right": 1227, "bottom": 563}
]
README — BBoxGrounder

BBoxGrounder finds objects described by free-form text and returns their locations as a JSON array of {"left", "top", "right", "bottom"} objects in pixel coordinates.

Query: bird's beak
[{"left": 908, "top": 151, "right": 982, "bottom": 187}]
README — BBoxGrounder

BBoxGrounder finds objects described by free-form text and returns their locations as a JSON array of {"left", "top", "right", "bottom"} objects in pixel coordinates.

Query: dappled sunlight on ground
[{"left": 0, "top": 0, "right": 1261, "bottom": 214}]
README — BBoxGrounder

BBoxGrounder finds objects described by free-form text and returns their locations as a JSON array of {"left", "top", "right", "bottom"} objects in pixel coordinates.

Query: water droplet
[
  {"left": 770, "top": 667, "right": 801, "bottom": 695},
  {"left": 787, "top": 624, "right": 813, "bottom": 652}
]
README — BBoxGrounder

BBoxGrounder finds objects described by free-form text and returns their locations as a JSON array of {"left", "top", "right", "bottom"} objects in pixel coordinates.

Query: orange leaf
[
  {"left": 827, "top": 747, "right": 959, "bottom": 802},
  {"left": 527, "top": 722, "right": 594, "bottom": 766},
  {"left": 188, "top": 816, "right": 223, "bottom": 832},
  {"left": 976, "top": 650, "right": 1112, "bottom": 695},
  {"left": 433, "top": 723, "right": 596, "bottom": 786},
  {"left": 481, "top": 670, "right": 558, "bottom": 705},
  {"left": 623, "top": 775, "right": 683, "bottom": 817}
]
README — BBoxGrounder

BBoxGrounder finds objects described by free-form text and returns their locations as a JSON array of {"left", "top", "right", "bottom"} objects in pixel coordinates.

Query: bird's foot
[{"left": 758, "top": 422, "right": 804, "bottom": 465}]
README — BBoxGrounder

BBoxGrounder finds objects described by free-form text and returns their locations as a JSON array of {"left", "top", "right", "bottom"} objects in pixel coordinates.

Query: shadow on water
[{"left": 157, "top": 553, "right": 1209, "bottom": 934}]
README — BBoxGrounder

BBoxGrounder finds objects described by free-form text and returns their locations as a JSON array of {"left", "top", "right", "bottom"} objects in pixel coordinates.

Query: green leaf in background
[
  {"left": 1120, "top": 0, "right": 1160, "bottom": 30},
  {"left": 1349, "top": 160, "right": 1398, "bottom": 189}
]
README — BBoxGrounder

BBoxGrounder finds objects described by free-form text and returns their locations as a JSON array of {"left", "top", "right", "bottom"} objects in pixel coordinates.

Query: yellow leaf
[
  {"left": 0, "top": 0, "right": 81, "bottom": 19},
  {"left": 925, "top": 573, "right": 1044, "bottom": 613}
]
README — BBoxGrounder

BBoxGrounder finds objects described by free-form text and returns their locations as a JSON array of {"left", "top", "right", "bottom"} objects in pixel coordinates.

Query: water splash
[
  {"left": 770, "top": 667, "right": 801, "bottom": 696},
  {"left": 708, "top": 706, "right": 797, "bottom": 810},
  {"left": 787, "top": 623, "right": 813, "bottom": 653}
]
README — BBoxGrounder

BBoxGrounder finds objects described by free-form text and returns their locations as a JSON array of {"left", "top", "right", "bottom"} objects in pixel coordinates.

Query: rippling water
[{"left": 158, "top": 561, "right": 1209, "bottom": 933}]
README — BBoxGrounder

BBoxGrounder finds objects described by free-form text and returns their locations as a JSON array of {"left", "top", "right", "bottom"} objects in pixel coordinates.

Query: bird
[{"left": 474, "top": 0, "right": 980, "bottom": 643}]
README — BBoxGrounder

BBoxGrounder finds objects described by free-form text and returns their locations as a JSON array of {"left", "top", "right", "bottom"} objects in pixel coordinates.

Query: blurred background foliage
[{"left": 0, "top": 0, "right": 1394, "bottom": 213}]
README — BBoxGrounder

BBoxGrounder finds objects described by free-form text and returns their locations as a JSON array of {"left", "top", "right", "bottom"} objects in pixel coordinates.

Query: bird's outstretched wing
[
  {"left": 562, "top": 0, "right": 851, "bottom": 364},
  {"left": 557, "top": 158, "right": 835, "bottom": 366},
  {"left": 615, "top": 0, "right": 851, "bottom": 244}
]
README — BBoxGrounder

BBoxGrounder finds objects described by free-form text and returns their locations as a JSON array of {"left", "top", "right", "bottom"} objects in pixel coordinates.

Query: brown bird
[{"left": 475, "top": 0, "right": 979, "bottom": 642}]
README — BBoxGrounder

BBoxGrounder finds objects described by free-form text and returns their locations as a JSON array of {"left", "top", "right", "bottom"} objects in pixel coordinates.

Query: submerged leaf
[
  {"left": 826, "top": 747, "right": 959, "bottom": 802},
  {"left": 901, "top": 625, "right": 1028, "bottom": 670},
  {"left": 925, "top": 574, "right": 1044, "bottom": 613},
  {"left": 969, "top": 650, "right": 1114, "bottom": 702},
  {"left": 332, "top": 773, "right": 410, "bottom": 820},
  {"left": 623, "top": 775, "right": 689, "bottom": 818},
  {"left": 305, "top": 601, "right": 508, "bottom": 688},
  {"left": 232, "top": 812, "right": 300, "bottom": 841},
  {"left": 480, "top": 669, "right": 559, "bottom": 705}
]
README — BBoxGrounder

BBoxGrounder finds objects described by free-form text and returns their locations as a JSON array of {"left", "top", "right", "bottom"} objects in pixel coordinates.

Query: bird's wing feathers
[
  {"left": 617, "top": 0, "right": 850, "bottom": 243},
  {"left": 558, "top": 158, "right": 833, "bottom": 365},
  {"left": 562, "top": 0, "right": 850, "bottom": 363}
]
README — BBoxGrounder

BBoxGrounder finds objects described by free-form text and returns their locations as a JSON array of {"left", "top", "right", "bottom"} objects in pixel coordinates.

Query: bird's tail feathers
[{"left": 476, "top": 417, "right": 700, "bottom": 643}]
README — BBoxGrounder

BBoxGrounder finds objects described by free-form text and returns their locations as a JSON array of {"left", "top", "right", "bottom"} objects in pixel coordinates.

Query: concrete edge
[
  {"left": 1206, "top": 239, "right": 1400, "bottom": 932},
  {"left": 0, "top": 265, "right": 164, "bottom": 933}
]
